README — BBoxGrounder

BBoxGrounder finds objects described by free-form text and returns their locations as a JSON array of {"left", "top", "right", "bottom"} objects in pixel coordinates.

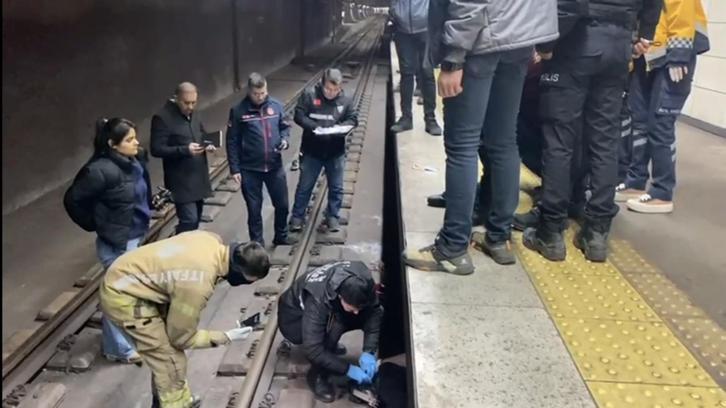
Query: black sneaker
[
  {"left": 307, "top": 368, "right": 336, "bottom": 403},
  {"left": 403, "top": 244, "right": 475, "bottom": 275},
  {"left": 426, "top": 193, "right": 446, "bottom": 208},
  {"left": 471, "top": 232, "right": 516, "bottom": 265},
  {"left": 390, "top": 117, "right": 413, "bottom": 133},
  {"left": 513, "top": 206, "right": 540, "bottom": 231},
  {"left": 425, "top": 118, "right": 442, "bottom": 136},
  {"left": 522, "top": 227, "right": 566, "bottom": 261},
  {"left": 289, "top": 217, "right": 304, "bottom": 233},
  {"left": 326, "top": 217, "right": 340, "bottom": 233},
  {"left": 273, "top": 235, "right": 298, "bottom": 246},
  {"left": 574, "top": 224, "right": 609, "bottom": 262}
]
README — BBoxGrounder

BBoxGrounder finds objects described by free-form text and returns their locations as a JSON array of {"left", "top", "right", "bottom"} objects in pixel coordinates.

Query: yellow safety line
[{"left": 513, "top": 165, "right": 726, "bottom": 407}]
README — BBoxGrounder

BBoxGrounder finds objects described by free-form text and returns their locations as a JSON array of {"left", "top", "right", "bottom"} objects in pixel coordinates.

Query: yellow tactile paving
[{"left": 513, "top": 165, "right": 726, "bottom": 406}]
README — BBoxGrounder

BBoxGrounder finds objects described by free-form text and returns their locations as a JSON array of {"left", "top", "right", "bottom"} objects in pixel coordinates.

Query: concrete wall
[
  {"left": 682, "top": 0, "right": 726, "bottom": 131},
  {"left": 1, "top": 0, "right": 337, "bottom": 214}
]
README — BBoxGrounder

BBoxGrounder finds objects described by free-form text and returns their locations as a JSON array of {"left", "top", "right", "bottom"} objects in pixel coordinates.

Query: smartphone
[{"left": 239, "top": 312, "right": 261, "bottom": 328}]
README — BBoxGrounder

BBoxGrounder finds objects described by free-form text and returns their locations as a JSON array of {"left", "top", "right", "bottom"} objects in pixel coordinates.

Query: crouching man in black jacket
[{"left": 277, "top": 261, "right": 383, "bottom": 403}]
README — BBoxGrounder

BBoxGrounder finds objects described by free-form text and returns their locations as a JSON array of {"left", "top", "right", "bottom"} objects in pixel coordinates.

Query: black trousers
[
  {"left": 175, "top": 200, "right": 204, "bottom": 234},
  {"left": 394, "top": 31, "right": 436, "bottom": 119},
  {"left": 538, "top": 32, "right": 629, "bottom": 230}
]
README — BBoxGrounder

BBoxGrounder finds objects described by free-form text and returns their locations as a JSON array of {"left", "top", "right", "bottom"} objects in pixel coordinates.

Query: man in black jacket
[
  {"left": 289, "top": 69, "right": 358, "bottom": 233},
  {"left": 151, "top": 82, "right": 214, "bottom": 234},
  {"left": 226, "top": 73, "right": 292, "bottom": 247},
  {"left": 278, "top": 260, "right": 383, "bottom": 403},
  {"left": 523, "top": 0, "right": 662, "bottom": 262}
]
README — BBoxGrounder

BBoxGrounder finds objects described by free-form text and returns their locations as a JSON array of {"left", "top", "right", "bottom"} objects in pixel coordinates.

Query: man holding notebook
[{"left": 226, "top": 73, "right": 293, "bottom": 247}]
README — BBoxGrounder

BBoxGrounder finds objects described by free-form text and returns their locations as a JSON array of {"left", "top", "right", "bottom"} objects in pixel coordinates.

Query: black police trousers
[{"left": 538, "top": 32, "right": 630, "bottom": 231}]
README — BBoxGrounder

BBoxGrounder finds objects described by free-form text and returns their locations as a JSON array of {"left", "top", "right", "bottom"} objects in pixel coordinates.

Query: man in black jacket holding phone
[
  {"left": 150, "top": 82, "right": 215, "bottom": 234},
  {"left": 226, "top": 73, "right": 292, "bottom": 247},
  {"left": 289, "top": 69, "right": 358, "bottom": 233}
]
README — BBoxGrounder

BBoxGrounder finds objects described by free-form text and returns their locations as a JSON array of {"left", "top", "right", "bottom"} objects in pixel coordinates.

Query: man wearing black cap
[{"left": 277, "top": 260, "right": 383, "bottom": 403}]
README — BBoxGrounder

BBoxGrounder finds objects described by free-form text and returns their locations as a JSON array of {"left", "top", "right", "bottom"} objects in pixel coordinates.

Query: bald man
[{"left": 151, "top": 82, "right": 215, "bottom": 234}]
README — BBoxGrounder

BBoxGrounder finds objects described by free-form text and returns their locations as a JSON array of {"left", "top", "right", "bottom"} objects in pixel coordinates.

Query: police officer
[
  {"left": 99, "top": 231, "right": 270, "bottom": 408},
  {"left": 226, "top": 73, "right": 292, "bottom": 246},
  {"left": 524, "top": 0, "right": 662, "bottom": 262},
  {"left": 150, "top": 82, "right": 214, "bottom": 234},
  {"left": 289, "top": 69, "right": 358, "bottom": 233},
  {"left": 277, "top": 261, "right": 383, "bottom": 403}
]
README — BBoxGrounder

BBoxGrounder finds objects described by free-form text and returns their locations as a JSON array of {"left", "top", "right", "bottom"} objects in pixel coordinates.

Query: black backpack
[{"left": 63, "top": 166, "right": 96, "bottom": 232}]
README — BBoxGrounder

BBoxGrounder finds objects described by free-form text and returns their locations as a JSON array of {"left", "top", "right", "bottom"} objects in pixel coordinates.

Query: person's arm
[
  {"left": 294, "top": 92, "right": 321, "bottom": 131},
  {"left": 663, "top": 0, "right": 695, "bottom": 65},
  {"left": 440, "top": 0, "right": 488, "bottom": 64},
  {"left": 301, "top": 298, "right": 350, "bottom": 374},
  {"left": 361, "top": 304, "right": 384, "bottom": 354},
  {"left": 338, "top": 98, "right": 359, "bottom": 128},
  {"left": 150, "top": 115, "right": 191, "bottom": 159},
  {"left": 165, "top": 283, "right": 230, "bottom": 350},
  {"left": 638, "top": 0, "right": 664, "bottom": 41},
  {"left": 279, "top": 104, "right": 291, "bottom": 143},
  {"left": 536, "top": 0, "right": 581, "bottom": 55},
  {"left": 225, "top": 108, "right": 242, "bottom": 175}
]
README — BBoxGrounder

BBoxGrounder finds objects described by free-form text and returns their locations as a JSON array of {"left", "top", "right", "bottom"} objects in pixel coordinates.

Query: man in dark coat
[
  {"left": 151, "top": 82, "right": 214, "bottom": 234},
  {"left": 277, "top": 261, "right": 383, "bottom": 403}
]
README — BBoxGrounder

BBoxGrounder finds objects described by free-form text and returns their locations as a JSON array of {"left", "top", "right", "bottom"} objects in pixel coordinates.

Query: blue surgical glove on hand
[
  {"left": 346, "top": 365, "right": 372, "bottom": 384},
  {"left": 359, "top": 352, "right": 377, "bottom": 378}
]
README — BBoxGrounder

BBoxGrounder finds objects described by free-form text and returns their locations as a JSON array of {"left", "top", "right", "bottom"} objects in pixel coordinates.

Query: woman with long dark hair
[{"left": 64, "top": 117, "right": 152, "bottom": 363}]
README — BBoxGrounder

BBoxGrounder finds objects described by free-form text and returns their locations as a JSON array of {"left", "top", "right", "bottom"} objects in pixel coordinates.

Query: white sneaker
[
  {"left": 615, "top": 183, "right": 646, "bottom": 202},
  {"left": 626, "top": 194, "right": 674, "bottom": 214}
]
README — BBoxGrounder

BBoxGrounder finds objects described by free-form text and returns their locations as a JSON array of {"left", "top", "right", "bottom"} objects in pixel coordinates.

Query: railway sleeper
[
  {"left": 2, "top": 382, "right": 66, "bottom": 408},
  {"left": 36, "top": 291, "right": 80, "bottom": 322},
  {"left": 315, "top": 229, "right": 347, "bottom": 245},
  {"left": 203, "top": 191, "right": 234, "bottom": 206},
  {"left": 217, "top": 331, "right": 262, "bottom": 376},
  {"left": 45, "top": 328, "right": 101, "bottom": 373},
  {"left": 200, "top": 205, "right": 223, "bottom": 223}
]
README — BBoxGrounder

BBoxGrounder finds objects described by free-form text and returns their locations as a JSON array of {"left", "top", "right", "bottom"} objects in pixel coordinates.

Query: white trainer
[{"left": 626, "top": 193, "right": 674, "bottom": 214}]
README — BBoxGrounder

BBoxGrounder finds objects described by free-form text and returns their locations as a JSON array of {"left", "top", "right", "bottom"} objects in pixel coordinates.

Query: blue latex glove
[
  {"left": 359, "top": 352, "right": 378, "bottom": 378},
  {"left": 346, "top": 365, "right": 372, "bottom": 384}
]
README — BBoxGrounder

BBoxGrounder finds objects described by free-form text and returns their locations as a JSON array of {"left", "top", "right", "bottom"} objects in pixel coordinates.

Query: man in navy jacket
[{"left": 226, "top": 73, "right": 292, "bottom": 246}]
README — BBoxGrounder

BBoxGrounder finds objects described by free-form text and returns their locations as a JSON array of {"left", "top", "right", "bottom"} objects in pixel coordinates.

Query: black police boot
[
  {"left": 513, "top": 206, "right": 541, "bottom": 231},
  {"left": 306, "top": 367, "right": 336, "bottom": 403},
  {"left": 426, "top": 193, "right": 446, "bottom": 208},
  {"left": 523, "top": 224, "right": 566, "bottom": 262},
  {"left": 390, "top": 117, "right": 413, "bottom": 133},
  {"left": 425, "top": 118, "right": 442, "bottom": 136},
  {"left": 574, "top": 220, "right": 610, "bottom": 262}
]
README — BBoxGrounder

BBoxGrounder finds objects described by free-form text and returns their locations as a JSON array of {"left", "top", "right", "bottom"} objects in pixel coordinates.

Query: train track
[{"left": 2, "top": 18, "right": 385, "bottom": 406}]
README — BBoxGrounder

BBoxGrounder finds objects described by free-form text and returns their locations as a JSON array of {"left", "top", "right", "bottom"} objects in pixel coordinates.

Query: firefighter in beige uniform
[{"left": 99, "top": 230, "right": 270, "bottom": 408}]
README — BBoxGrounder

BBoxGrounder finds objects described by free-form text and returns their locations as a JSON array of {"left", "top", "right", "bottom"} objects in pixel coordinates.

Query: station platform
[{"left": 390, "top": 43, "right": 726, "bottom": 407}]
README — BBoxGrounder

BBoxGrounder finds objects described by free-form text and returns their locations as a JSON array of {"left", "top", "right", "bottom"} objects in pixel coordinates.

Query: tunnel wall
[{"left": 2, "top": 0, "right": 338, "bottom": 214}]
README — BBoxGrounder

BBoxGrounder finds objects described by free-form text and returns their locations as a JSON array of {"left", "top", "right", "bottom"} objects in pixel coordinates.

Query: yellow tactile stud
[{"left": 588, "top": 382, "right": 726, "bottom": 407}]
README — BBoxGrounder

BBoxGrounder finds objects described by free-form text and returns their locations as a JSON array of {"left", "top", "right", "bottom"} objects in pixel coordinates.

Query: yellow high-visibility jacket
[
  {"left": 100, "top": 230, "right": 231, "bottom": 349},
  {"left": 645, "top": 0, "right": 710, "bottom": 70}
]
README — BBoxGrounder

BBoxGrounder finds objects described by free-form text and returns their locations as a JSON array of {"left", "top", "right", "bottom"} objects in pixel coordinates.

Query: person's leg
[
  {"left": 323, "top": 154, "right": 345, "bottom": 222},
  {"left": 266, "top": 166, "right": 291, "bottom": 244},
  {"left": 174, "top": 202, "right": 198, "bottom": 234},
  {"left": 277, "top": 303, "right": 303, "bottom": 345},
  {"left": 404, "top": 52, "right": 501, "bottom": 275},
  {"left": 623, "top": 58, "right": 653, "bottom": 195},
  {"left": 394, "top": 32, "right": 416, "bottom": 121},
  {"left": 524, "top": 57, "right": 589, "bottom": 261},
  {"left": 617, "top": 90, "right": 633, "bottom": 184},
  {"left": 119, "top": 317, "right": 194, "bottom": 408},
  {"left": 414, "top": 32, "right": 440, "bottom": 134},
  {"left": 291, "top": 154, "right": 324, "bottom": 222},
  {"left": 240, "top": 170, "right": 265, "bottom": 244}
]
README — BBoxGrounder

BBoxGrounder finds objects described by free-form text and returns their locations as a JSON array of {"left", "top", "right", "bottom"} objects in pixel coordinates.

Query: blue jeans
[
  {"left": 291, "top": 153, "right": 345, "bottom": 220},
  {"left": 436, "top": 48, "right": 531, "bottom": 257},
  {"left": 175, "top": 200, "right": 204, "bottom": 234},
  {"left": 96, "top": 237, "right": 140, "bottom": 360},
  {"left": 241, "top": 166, "right": 289, "bottom": 244},
  {"left": 625, "top": 56, "right": 696, "bottom": 201}
]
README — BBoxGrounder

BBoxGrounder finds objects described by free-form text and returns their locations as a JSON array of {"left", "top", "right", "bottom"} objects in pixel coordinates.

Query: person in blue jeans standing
[
  {"left": 64, "top": 117, "right": 151, "bottom": 363},
  {"left": 289, "top": 69, "right": 358, "bottom": 233},
  {"left": 403, "top": 0, "right": 558, "bottom": 274},
  {"left": 226, "top": 73, "right": 293, "bottom": 247}
]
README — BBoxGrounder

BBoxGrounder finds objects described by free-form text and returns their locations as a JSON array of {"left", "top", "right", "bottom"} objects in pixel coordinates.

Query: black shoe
[
  {"left": 390, "top": 117, "right": 413, "bottom": 133},
  {"left": 307, "top": 368, "right": 336, "bottom": 403},
  {"left": 513, "top": 206, "right": 541, "bottom": 231},
  {"left": 523, "top": 227, "right": 566, "bottom": 261},
  {"left": 427, "top": 193, "right": 446, "bottom": 208},
  {"left": 471, "top": 232, "right": 516, "bottom": 265},
  {"left": 425, "top": 118, "right": 442, "bottom": 136},
  {"left": 326, "top": 217, "right": 341, "bottom": 233},
  {"left": 273, "top": 235, "right": 298, "bottom": 246},
  {"left": 574, "top": 223, "right": 609, "bottom": 262}
]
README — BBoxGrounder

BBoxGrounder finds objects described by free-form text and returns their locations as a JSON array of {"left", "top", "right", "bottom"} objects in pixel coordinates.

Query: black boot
[
  {"left": 306, "top": 367, "right": 336, "bottom": 403},
  {"left": 273, "top": 235, "right": 298, "bottom": 246},
  {"left": 523, "top": 224, "right": 566, "bottom": 261},
  {"left": 426, "top": 193, "right": 446, "bottom": 208},
  {"left": 424, "top": 118, "right": 442, "bottom": 136},
  {"left": 390, "top": 117, "right": 413, "bottom": 133},
  {"left": 513, "top": 206, "right": 541, "bottom": 231},
  {"left": 574, "top": 219, "right": 610, "bottom": 262}
]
